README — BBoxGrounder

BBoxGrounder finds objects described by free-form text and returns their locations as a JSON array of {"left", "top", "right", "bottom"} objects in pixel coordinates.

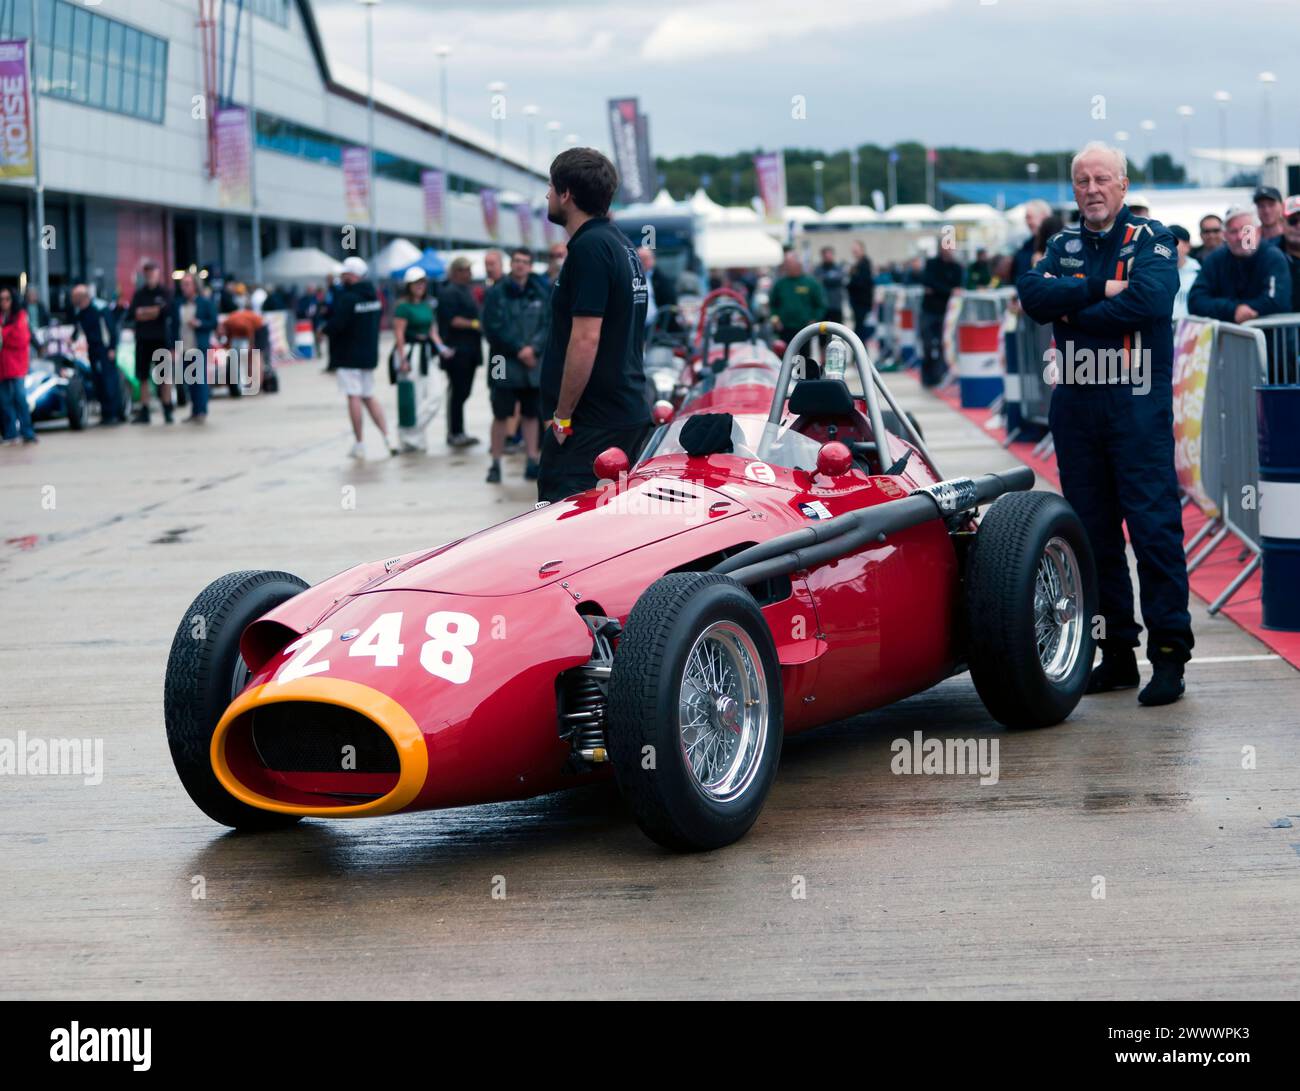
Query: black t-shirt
[
  {"left": 540, "top": 216, "right": 649, "bottom": 429},
  {"left": 129, "top": 284, "right": 171, "bottom": 342}
]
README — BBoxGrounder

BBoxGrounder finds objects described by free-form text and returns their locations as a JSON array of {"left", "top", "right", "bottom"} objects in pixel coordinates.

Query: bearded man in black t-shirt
[{"left": 537, "top": 147, "right": 651, "bottom": 503}]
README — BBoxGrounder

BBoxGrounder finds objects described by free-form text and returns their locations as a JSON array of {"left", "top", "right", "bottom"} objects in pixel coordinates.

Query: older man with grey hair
[
  {"left": 1012, "top": 198, "right": 1053, "bottom": 281},
  {"left": 1017, "top": 140, "right": 1191, "bottom": 707}
]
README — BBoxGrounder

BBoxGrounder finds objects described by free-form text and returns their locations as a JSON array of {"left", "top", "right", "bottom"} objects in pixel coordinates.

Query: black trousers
[
  {"left": 538, "top": 422, "right": 651, "bottom": 504},
  {"left": 919, "top": 310, "right": 946, "bottom": 387},
  {"left": 442, "top": 354, "right": 478, "bottom": 437}
]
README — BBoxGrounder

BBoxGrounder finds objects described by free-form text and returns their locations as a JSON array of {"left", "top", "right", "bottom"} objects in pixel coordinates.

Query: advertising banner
[
  {"left": 754, "top": 151, "right": 787, "bottom": 223},
  {"left": 215, "top": 106, "right": 250, "bottom": 208},
  {"left": 421, "top": 169, "right": 444, "bottom": 233},
  {"left": 516, "top": 203, "right": 532, "bottom": 247},
  {"left": 607, "top": 97, "right": 652, "bottom": 205},
  {"left": 342, "top": 146, "right": 371, "bottom": 224},
  {"left": 0, "top": 40, "right": 34, "bottom": 181},
  {"left": 480, "top": 188, "right": 499, "bottom": 240},
  {"left": 1172, "top": 317, "right": 1218, "bottom": 518}
]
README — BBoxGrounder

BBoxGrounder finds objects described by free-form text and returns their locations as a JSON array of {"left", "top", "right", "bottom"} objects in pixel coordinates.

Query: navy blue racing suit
[{"left": 1017, "top": 204, "right": 1193, "bottom": 664}]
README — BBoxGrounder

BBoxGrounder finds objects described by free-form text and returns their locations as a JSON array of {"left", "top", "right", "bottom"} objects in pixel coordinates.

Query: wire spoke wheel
[
  {"left": 1032, "top": 536, "right": 1084, "bottom": 683},
  {"left": 677, "top": 621, "right": 768, "bottom": 803}
]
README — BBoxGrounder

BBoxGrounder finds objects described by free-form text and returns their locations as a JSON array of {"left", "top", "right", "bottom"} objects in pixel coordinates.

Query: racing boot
[
  {"left": 1139, "top": 647, "right": 1186, "bottom": 707},
  {"left": 1085, "top": 643, "right": 1140, "bottom": 694}
]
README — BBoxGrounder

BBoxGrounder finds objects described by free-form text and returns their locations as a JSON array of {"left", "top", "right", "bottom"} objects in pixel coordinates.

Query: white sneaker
[
  {"left": 349, "top": 441, "right": 366, "bottom": 461},
  {"left": 386, "top": 435, "right": 401, "bottom": 457}
]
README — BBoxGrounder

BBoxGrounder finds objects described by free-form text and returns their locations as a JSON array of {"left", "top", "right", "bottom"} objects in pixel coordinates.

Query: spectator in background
[
  {"left": 965, "top": 248, "right": 992, "bottom": 289},
  {"left": 1033, "top": 214, "right": 1065, "bottom": 263},
  {"left": 23, "top": 287, "right": 49, "bottom": 332},
  {"left": 326, "top": 256, "right": 394, "bottom": 459},
  {"left": 249, "top": 283, "right": 268, "bottom": 314},
  {"left": 437, "top": 256, "right": 484, "bottom": 449},
  {"left": 1254, "top": 185, "right": 1285, "bottom": 243},
  {"left": 0, "top": 286, "right": 36, "bottom": 445},
  {"left": 769, "top": 251, "right": 825, "bottom": 342},
  {"left": 71, "top": 284, "right": 124, "bottom": 425},
  {"left": 483, "top": 247, "right": 548, "bottom": 484},
  {"left": 1011, "top": 199, "right": 1052, "bottom": 280},
  {"left": 484, "top": 250, "right": 504, "bottom": 290},
  {"left": 1168, "top": 225, "right": 1200, "bottom": 320},
  {"left": 847, "top": 240, "right": 875, "bottom": 342},
  {"left": 170, "top": 272, "right": 217, "bottom": 423},
  {"left": 127, "top": 259, "right": 173, "bottom": 425},
  {"left": 1279, "top": 196, "right": 1300, "bottom": 312},
  {"left": 641, "top": 244, "right": 677, "bottom": 322},
  {"left": 543, "top": 241, "right": 566, "bottom": 288},
  {"left": 637, "top": 246, "right": 659, "bottom": 329},
  {"left": 1189, "top": 205, "right": 1291, "bottom": 324},
  {"left": 813, "top": 245, "right": 846, "bottom": 324},
  {"left": 1190, "top": 214, "right": 1223, "bottom": 262},
  {"left": 919, "top": 240, "right": 963, "bottom": 387},
  {"left": 989, "top": 254, "right": 1014, "bottom": 287},
  {"left": 391, "top": 267, "right": 452, "bottom": 453}
]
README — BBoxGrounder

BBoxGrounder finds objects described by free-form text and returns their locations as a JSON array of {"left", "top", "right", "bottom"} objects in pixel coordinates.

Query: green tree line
[{"left": 654, "top": 144, "right": 1186, "bottom": 208}]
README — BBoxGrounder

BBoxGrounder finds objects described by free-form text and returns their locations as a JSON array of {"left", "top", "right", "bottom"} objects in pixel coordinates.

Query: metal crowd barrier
[
  {"left": 1244, "top": 313, "right": 1300, "bottom": 385},
  {"left": 1004, "top": 309, "right": 1057, "bottom": 458},
  {"left": 1178, "top": 319, "right": 1269, "bottom": 614},
  {"left": 872, "top": 284, "right": 901, "bottom": 368},
  {"left": 939, "top": 288, "right": 1015, "bottom": 407}
]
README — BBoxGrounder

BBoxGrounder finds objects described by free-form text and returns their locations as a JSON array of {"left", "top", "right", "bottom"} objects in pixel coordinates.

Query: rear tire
[
  {"left": 66, "top": 376, "right": 87, "bottom": 430},
  {"left": 163, "top": 569, "right": 310, "bottom": 830},
  {"left": 606, "top": 572, "right": 783, "bottom": 851},
  {"left": 966, "top": 491, "right": 1097, "bottom": 728}
]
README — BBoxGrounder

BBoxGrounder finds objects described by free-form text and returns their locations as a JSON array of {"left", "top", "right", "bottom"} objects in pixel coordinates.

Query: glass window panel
[
  {"left": 103, "top": 61, "right": 120, "bottom": 111},
  {"left": 155, "top": 38, "right": 167, "bottom": 86},
  {"left": 120, "top": 66, "right": 136, "bottom": 115},
  {"left": 90, "top": 12, "right": 106, "bottom": 58},
  {"left": 72, "top": 5, "right": 89, "bottom": 55},
  {"left": 105, "top": 20, "right": 121, "bottom": 65},
  {"left": 137, "top": 73, "right": 152, "bottom": 119},
  {"left": 52, "top": 0, "right": 71, "bottom": 51},
  {"left": 70, "top": 46, "right": 87, "bottom": 101},
  {"left": 122, "top": 27, "right": 138, "bottom": 72},
  {"left": 36, "top": 0, "right": 52, "bottom": 42},
  {"left": 87, "top": 57, "right": 104, "bottom": 107},
  {"left": 50, "top": 44, "right": 69, "bottom": 94}
]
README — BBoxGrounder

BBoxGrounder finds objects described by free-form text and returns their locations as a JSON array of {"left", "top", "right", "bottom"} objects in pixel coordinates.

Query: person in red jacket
[{"left": 0, "top": 286, "right": 36, "bottom": 445}]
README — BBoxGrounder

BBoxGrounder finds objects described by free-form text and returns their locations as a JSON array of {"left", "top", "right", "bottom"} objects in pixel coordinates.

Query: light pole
[
  {"left": 523, "top": 103, "right": 539, "bottom": 202},
  {"left": 564, "top": 133, "right": 579, "bottom": 148},
  {"left": 359, "top": 0, "right": 380, "bottom": 257},
  {"left": 546, "top": 120, "right": 561, "bottom": 166},
  {"left": 886, "top": 149, "right": 898, "bottom": 208},
  {"left": 26, "top": 0, "right": 47, "bottom": 306},
  {"left": 247, "top": 7, "right": 262, "bottom": 284},
  {"left": 1213, "top": 90, "right": 1231, "bottom": 185},
  {"left": 1176, "top": 105, "right": 1194, "bottom": 184},
  {"left": 435, "top": 43, "right": 450, "bottom": 250},
  {"left": 849, "top": 146, "right": 860, "bottom": 207},
  {"left": 1139, "top": 119, "right": 1156, "bottom": 183},
  {"left": 812, "top": 159, "right": 824, "bottom": 213},
  {"left": 1258, "top": 71, "right": 1276, "bottom": 172},
  {"left": 487, "top": 80, "right": 507, "bottom": 192}
]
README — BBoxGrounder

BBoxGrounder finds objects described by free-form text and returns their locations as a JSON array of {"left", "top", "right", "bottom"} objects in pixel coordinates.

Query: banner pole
[{"left": 27, "top": 0, "right": 48, "bottom": 307}]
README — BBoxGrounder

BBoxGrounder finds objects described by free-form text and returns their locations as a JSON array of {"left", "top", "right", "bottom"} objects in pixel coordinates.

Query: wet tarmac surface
[{"left": 2, "top": 352, "right": 1297, "bottom": 999}]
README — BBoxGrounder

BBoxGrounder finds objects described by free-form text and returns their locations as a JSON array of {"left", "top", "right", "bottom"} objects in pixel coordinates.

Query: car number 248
[{"left": 275, "top": 611, "right": 479, "bottom": 685}]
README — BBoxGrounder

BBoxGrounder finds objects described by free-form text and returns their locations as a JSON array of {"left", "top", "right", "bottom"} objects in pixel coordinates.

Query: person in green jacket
[{"left": 769, "top": 251, "right": 826, "bottom": 342}]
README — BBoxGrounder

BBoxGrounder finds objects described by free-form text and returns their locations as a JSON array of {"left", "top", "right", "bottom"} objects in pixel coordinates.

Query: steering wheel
[
  {"left": 692, "top": 287, "right": 751, "bottom": 346},
  {"left": 700, "top": 304, "right": 757, "bottom": 374}
]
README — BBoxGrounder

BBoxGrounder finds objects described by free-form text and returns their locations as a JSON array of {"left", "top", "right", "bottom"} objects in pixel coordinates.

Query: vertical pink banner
[
  {"left": 342, "top": 146, "right": 371, "bottom": 224},
  {"left": 480, "top": 189, "right": 499, "bottom": 240},
  {"left": 516, "top": 204, "right": 533, "bottom": 246},
  {"left": 421, "top": 169, "right": 444, "bottom": 234},
  {"left": 0, "top": 40, "right": 34, "bottom": 180},
  {"left": 753, "top": 151, "right": 786, "bottom": 223},
  {"left": 215, "top": 106, "right": 250, "bottom": 207}
]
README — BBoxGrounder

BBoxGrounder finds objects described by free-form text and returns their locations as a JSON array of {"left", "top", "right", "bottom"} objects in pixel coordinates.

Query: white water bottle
[{"left": 824, "top": 338, "right": 849, "bottom": 380}]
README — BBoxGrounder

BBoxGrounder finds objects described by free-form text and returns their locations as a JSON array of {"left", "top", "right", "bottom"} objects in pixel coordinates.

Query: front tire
[
  {"left": 163, "top": 569, "right": 310, "bottom": 830},
  {"left": 65, "top": 376, "right": 87, "bottom": 430},
  {"left": 965, "top": 491, "right": 1097, "bottom": 728},
  {"left": 606, "top": 573, "right": 783, "bottom": 851}
]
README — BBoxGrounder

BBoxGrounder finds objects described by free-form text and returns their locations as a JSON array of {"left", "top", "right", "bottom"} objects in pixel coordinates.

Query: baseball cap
[
  {"left": 341, "top": 256, "right": 368, "bottom": 278},
  {"left": 1253, "top": 185, "right": 1283, "bottom": 204},
  {"left": 1168, "top": 224, "right": 1191, "bottom": 244},
  {"left": 403, "top": 266, "right": 428, "bottom": 285},
  {"left": 1284, "top": 195, "right": 1300, "bottom": 219},
  {"left": 1224, "top": 205, "right": 1256, "bottom": 226}
]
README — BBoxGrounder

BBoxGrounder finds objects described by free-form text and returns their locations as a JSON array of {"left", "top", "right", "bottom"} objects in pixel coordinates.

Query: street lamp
[
  {"left": 435, "top": 43, "right": 450, "bottom": 250},
  {"left": 1258, "top": 71, "right": 1277, "bottom": 167},
  {"left": 1213, "top": 90, "right": 1231, "bottom": 185},
  {"left": 1139, "top": 119, "right": 1156, "bottom": 183},
  {"left": 812, "top": 159, "right": 824, "bottom": 213},
  {"left": 1176, "top": 105, "right": 1194, "bottom": 184},
  {"left": 487, "top": 80, "right": 507, "bottom": 192},
  {"left": 357, "top": 0, "right": 380, "bottom": 257},
  {"left": 546, "top": 120, "right": 562, "bottom": 164},
  {"left": 564, "top": 133, "right": 580, "bottom": 147}
]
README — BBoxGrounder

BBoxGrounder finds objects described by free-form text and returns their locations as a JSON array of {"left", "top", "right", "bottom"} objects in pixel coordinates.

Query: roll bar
[{"left": 760, "top": 320, "right": 942, "bottom": 480}]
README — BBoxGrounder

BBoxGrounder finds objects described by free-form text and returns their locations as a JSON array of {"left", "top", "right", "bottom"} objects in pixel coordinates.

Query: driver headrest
[
  {"left": 680, "top": 412, "right": 735, "bottom": 456},
  {"left": 788, "top": 378, "right": 856, "bottom": 417}
]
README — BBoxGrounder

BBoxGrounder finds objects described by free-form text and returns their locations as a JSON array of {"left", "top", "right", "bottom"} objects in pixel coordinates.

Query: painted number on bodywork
[{"left": 274, "top": 611, "right": 479, "bottom": 685}]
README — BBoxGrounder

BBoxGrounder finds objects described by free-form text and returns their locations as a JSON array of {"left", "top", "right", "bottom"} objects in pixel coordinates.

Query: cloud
[{"left": 640, "top": 0, "right": 952, "bottom": 62}]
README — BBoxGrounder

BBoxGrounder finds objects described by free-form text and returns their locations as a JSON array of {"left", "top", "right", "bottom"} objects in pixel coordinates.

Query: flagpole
[{"left": 28, "top": 0, "right": 48, "bottom": 307}]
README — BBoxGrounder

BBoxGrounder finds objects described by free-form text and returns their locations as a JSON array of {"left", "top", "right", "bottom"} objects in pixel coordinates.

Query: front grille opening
[{"left": 251, "top": 703, "right": 399, "bottom": 774}]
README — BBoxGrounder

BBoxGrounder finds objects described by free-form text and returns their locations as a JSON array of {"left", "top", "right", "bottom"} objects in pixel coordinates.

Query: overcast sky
[{"left": 313, "top": 0, "right": 1299, "bottom": 168}]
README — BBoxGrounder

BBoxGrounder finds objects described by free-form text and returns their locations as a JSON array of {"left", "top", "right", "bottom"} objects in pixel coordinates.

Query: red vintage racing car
[{"left": 164, "top": 322, "right": 1097, "bottom": 851}]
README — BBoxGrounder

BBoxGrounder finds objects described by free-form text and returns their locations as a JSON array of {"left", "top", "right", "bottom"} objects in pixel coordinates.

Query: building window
[
  {"left": 248, "top": 0, "right": 290, "bottom": 26},
  {"left": 0, "top": 0, "right": 167, "bottom": 123}
]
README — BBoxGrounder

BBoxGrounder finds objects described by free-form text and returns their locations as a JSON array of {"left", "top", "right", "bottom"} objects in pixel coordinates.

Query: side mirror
[
  {"left": 816, "top": 441, "right": 853, "bottom": 478},
  {"left": 651, "top": 400, "right": 675, "bottom": 425},
  {"left": 594, "top": 447, "right": 630, "bottom": 481}
]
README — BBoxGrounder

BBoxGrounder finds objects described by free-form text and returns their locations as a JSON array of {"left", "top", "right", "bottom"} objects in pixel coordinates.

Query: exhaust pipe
[{"left": 715, "top": 466, "right": 1034, "bottom": 586}]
